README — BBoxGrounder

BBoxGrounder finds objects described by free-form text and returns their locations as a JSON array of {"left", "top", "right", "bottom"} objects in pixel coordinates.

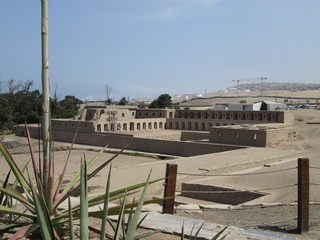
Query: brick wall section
[
  {"left": 16, "top": 125, "right": 243, "bottom": 157},
  {"left": 209, "top": 126, "right": 296, "bottom": 147},
  {"left": 166, "top": 110, "right": 293, "bottom": 131}
]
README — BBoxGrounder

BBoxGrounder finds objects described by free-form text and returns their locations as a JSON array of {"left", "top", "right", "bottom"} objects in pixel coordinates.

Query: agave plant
[
  {"left": 72, "top": 161, "right": 160, "bottom": 240},
  {"left": 0, "top": 127, "right": 163, "bottom": 239}
]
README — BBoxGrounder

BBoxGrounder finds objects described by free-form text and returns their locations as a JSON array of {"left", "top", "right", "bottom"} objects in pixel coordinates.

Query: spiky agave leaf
[
  {"left": 53, "top": 145, "right": 109, "bottom": 208},
  {"left": 86, "top": 177, "right": 164, "bottom": 208},
  {"left": 0, "top": 205, "right": 36, "bottom": 220},
  {"left": 59, "top": 193, "right": 169, "bottom": 223},
  {"left": 125, "top": 169, "right": 152, "bottom": 240},
  {"left": 211, "top": 226, "right": 228, "bottom": 240},
  {"left": 100, "top": 165, "right": 111, "bottom": 240},
  {"left": 0, "top": 186, "right": 34, "bottom": 210},
  {"left": 80, "top": 159, "right": 88, "bottom": 240},
  {"left": 53, "top": 122, "right": 81, "bottom": 202},
  {"left": 114, "top": 193, "right": 127, "bottom": 240},
  {"left": 188, "top": 223, "right": 196, "bottom": 240},
  {"left": 87, "top": 143, "right": 130, "bottom": 180},
  {"left": 28, "top": 172, "right": 54, "bottom": 240},
  {"left": 132, "top": 231, "right": 159, "bottom": 240},
  {"left": 0, "top": 170, "right": 11, "bottom": 206},
  {"left": 0, "top": 141, "right": 32, "bottom": 200},
  {"left": 49, "top": 140, "right": 129, "bottom": 221},
  {"left": 191, "top": 222, "right": 205, "bottom": 240},
  {"left": 68, "top": 198, "right": 75, "bottom": 240},
  {"left": 181, "top": 223, "right": 185, "bottom": 240},
  {"left": 11, "top": 224, "right": 40, "bottom": 240},
  {"left": 25, "top": 124, "right": 41, "bottom": 184}
]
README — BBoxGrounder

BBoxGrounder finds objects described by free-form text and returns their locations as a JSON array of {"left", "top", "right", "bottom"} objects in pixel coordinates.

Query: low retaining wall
[
  {"left": 180, "top": 131, "right": 210, "bottom": 141},
  {"left": 209, "top": 126, "right": 296, "bottom": 147},
  {"left": 16, "top": 125, "right": 243, "bottom": 157}
]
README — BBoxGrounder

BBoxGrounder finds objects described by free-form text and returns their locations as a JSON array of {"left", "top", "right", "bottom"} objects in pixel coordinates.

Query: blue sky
[{"left": 0, "top": 0, "right": 319, "bottom": 101}]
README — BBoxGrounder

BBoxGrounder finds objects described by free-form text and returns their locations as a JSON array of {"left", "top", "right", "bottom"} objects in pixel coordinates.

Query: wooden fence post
[
  {"left": 298, "top": 157, "right": 309, "bottom": 234},
  {"left": 162, "top": 163, "right": 177, "bottom": 214}
]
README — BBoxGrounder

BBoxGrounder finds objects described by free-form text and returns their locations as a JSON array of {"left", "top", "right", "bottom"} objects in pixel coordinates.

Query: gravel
[{"left": 176, "top": 204, "right": 320, "bottom": 240}]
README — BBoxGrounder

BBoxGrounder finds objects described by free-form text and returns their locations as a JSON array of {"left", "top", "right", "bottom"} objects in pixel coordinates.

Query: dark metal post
[
  {"left": 162, "top": 163, "right": 177, "bottom": 214},
  {"left": 298, "top": 158, "right": 309, "bottom": 234}
]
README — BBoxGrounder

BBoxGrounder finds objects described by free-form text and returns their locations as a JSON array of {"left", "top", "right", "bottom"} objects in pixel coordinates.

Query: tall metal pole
[{"left": 41, "top": 0, "right": 51, "bottom": 185}]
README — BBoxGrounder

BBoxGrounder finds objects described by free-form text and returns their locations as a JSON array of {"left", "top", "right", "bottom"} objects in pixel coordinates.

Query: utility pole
[{"left": 41, "top": 0, "right": 51, "bottom": 185}]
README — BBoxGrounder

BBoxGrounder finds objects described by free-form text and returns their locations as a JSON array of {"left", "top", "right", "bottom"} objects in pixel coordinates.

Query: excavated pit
[{"left": 181, "top": 183, "right": 266, "bottom": 205}]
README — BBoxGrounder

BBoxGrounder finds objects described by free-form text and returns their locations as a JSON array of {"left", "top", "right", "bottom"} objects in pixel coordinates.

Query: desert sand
[{"left": 1, "top": 108, "right": 319, "bottom": 239}]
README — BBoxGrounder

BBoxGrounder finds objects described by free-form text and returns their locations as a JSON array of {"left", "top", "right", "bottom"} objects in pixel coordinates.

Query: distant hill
[{"left": 235, "top": 82, "right": 320, "bottom": 92}]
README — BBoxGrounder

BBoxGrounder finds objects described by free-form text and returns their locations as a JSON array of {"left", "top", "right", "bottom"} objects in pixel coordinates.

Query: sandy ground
[{"left": 1, "top": 109, "right": 320, "bottom": 239}]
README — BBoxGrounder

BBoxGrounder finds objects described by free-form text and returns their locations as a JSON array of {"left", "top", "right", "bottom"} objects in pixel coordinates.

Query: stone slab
[{"left": 135, "top": 212, "right": 297, "bottom": 240}]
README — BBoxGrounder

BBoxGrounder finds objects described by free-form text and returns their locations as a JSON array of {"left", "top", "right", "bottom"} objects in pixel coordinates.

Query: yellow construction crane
[{"left": 232, "top": 77, "right": 267, "bottom": 96}]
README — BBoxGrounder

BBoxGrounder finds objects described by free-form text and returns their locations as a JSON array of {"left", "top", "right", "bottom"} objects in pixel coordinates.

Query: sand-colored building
[
  {"left": 16, "top": 103, "right": 295, "bottom": 149},
  {"left": 75, "top": 104, "right": 175, "bottom": 133},
  {"left": 166, "top": 109, "right": 294, "bottom": 131},
  {"left": 49, "top": 103, "right": 294, "bottom": 134}
]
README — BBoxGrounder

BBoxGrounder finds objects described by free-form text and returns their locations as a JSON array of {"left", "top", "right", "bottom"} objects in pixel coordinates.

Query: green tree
[
  {"left": 0, "top": 80, "right": 42, "bottom": 130},
  {"left": 239, "top": 100, "right": 247, "bottom": 104},
  {"left": 118, "top": 97, "right": 128, "bottom": 105},
  {"left": 0, "top": 95, "right": 14, "bottom": 130},
  {"left": 137, "top": 102, "right": 148, "bottom": 108},
  {"left": 13, "top": 89, "right": 41, "bottom": 124},
  {"left": 149, "top": 94, "right": 172, "bottom": 109},
  {"left": 52, "top": 95, "right": 83, "bottom": 118}
]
